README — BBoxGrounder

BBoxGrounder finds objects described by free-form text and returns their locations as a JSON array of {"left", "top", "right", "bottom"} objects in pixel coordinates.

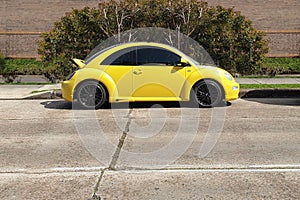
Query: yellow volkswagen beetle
[{"left": 62, "top": 42, "right": 239, "bottom": 109}]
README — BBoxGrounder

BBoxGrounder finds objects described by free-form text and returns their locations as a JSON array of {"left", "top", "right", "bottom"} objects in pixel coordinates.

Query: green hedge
[
  {"left": 0, "top": 53, "right": 5, "bottom": 70},
  {"left": 0, "top": 58, "right": 298, "bottom": 83},
  {"left": 37, "top": 0, "right": 268, "bottom": 79},
  {"left": 261, "top": 58, "right": 300, "bottom": 75},
  {"left": 2, "top": 59, "right": 44, "bottom": 75}
]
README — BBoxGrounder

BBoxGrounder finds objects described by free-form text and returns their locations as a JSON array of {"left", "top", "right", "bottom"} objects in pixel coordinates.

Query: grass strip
[
  {"left": 239, "top": 75, "right": 300, "bottom": 78},
  {"left": 30, "top": 89, "right": 61, "bottom": 94},
  {"left": 30, "top": 90, "right": 49, "bottom": 94},
  {"left": 241, "top": 84, "right": 300, "bottom": 89}
]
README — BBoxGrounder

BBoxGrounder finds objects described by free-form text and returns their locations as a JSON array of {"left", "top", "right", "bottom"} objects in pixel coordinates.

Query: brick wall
[
  {"left": 0, "top": 0, "right": 299, "bottom": 57},
  {"left": 208, "top": 0, "right": 300, "bottom": 30},
  {"left": 265, "top": 31, "right": 300, "bottom": 56},
  {"left": 0, "top": 0, "right": 99, "bottom": 32}
]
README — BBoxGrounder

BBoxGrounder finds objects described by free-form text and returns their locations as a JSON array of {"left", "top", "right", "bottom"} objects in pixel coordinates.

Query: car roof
[{"left": 85, "top": 42, "right": 184, "bottom": 64}]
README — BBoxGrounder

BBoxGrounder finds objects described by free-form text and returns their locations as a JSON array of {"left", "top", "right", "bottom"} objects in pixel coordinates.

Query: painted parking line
[{"left": 1, "top": 164, "right": 300, "bottom": 175}]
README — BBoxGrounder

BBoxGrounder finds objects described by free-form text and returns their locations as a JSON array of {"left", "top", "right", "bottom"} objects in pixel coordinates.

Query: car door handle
[{"left": 133, "top": 69, "right": 143, "bottom": 75}]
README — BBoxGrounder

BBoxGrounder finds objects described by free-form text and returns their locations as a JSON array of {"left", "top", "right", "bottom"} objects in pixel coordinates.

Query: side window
[
  {"left": 101, "top": 47, "right": 137, "bottom": 65},
  {"left": 137, "top": 47, "right": 181, "bottom": 66}
]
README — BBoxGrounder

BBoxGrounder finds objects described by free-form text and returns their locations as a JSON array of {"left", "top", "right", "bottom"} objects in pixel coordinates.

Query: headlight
[
  {"left": 232, "top": 86, "right": 239, "bottom": 91},
  {"left": 224, "top": 71, "right": 233, "bottom": 81}
]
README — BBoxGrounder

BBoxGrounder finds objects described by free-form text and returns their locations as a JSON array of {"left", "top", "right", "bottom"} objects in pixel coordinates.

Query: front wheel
[
  {"left": 73, "top": 80, "right": 107, "bottom": 109},
  {"left": 191, "top": 80, "right": 225, "bottom": 108}
]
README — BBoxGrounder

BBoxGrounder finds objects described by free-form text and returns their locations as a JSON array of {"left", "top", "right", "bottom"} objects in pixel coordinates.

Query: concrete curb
[
  {"left": 23, "top": 91, "right": 55, "bottom": 99},
  {"left": 239, "top": 89, "right": 300, "bottom": 98},
  {"left": 24, "top": 90, "right": 62, "bottom": 99},
  {"left": 0, "top": 90, "right": 62, "bottom": 100}
]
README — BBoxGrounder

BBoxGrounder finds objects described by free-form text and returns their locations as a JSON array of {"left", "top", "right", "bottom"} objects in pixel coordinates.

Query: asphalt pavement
[
  {"left": 0, "top": 99, "right": 299, "bottom": 199},
  {"left": 0, "top": 77, "right": 299, "bottom": 199}
]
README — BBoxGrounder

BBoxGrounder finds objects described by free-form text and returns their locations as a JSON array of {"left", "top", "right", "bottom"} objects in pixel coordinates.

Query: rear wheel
[
  {"left": 74, "top": 80, "right": 106, "bottom": 109},
  {"left": 192, "top": 80, "right": 224, "bottom": 108}
]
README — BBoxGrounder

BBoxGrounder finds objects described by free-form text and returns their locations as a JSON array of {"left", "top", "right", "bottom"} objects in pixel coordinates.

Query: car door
[
  {"left": 132, "top": 46, "right": 186, "bottom": 99},
  {"left": 101, "top": 47, "right": 136, "bottom": 99}
]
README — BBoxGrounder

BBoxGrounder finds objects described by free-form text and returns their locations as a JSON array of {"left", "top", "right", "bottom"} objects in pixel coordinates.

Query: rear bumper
[{"left": 61, "top": 80, "right": 73, "bottom": 102}]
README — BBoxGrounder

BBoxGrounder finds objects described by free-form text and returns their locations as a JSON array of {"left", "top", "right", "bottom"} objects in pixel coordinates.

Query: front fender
[
  {"left": 181, "top": 68, "right": 223, "bottom": 101},
  {"left": 73, "top": 68, "right": 118, "bottom": 102}
]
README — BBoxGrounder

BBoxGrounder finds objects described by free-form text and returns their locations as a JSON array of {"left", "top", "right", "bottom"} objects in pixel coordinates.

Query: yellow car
[{"left": 62, "top": 42, "right": 239, "bottom": 109}]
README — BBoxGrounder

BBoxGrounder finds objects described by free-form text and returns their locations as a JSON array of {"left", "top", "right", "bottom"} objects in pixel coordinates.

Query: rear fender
[{"left": 73, "top": 68, "right": 118, "bottom": 102}]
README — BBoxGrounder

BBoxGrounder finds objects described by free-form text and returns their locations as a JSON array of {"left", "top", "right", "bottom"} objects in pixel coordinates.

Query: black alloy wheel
[
  {"left": 74, "top": 80, "right": 106, "bottom": 109},
  {"left": 193, "top": 80, "right": 224, "bottom": 107}
]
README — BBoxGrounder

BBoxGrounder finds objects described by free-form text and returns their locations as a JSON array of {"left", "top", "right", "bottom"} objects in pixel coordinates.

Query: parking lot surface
[{"left": 0, "top": 98, "right": 299, "bottom": 199}]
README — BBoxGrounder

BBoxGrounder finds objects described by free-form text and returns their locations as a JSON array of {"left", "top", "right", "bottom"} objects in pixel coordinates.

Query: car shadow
[
  {"left": 41, "top": 100, "right": 232, "bottom": 110},
  {"left": 41, "top": 101, "right": 73, "bottom": 110},
  {"left": 242, "top": 98, "right": 300, "bottom": 106}
]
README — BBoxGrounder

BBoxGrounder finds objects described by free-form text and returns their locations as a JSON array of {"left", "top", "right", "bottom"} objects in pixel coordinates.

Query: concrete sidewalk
[
  {"left": 0, "top": 84, "right": 61, "bottom": 100},
  {"left": 0, "top": 78, "right": 299, "bottom": 100},
  {"left": 236, "top": 77, "right": 300, "bottom": 84}
]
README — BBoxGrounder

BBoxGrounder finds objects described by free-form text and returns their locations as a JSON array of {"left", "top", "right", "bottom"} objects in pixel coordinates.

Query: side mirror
[{"left": 177, "top": 58, "right": 190, "bottom": 67}]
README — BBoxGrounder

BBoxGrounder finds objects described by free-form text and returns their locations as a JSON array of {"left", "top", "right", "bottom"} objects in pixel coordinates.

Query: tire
[
  {"left": 73, "top": 80, "right": 107, "bottom": 109},
  {"left": 192, "top": 80, "right": 225, "bottom": 108}
]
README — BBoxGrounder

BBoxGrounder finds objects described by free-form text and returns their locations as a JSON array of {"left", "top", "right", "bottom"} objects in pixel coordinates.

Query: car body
[{"left": 62, "top": 42, "right": 239, "bottom": 108}]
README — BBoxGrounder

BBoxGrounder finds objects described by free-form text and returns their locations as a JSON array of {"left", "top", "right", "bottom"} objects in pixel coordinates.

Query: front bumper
[{"left": 225, "top": 81, "right": 240, "bottom": 101}]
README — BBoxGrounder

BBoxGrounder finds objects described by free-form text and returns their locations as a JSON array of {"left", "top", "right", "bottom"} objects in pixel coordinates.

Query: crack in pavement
[{"left": 89, "top": 109, "right": 133, "bottom": 200}]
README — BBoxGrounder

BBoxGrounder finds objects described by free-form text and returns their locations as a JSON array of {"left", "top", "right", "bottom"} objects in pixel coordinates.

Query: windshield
[{"left": 186, "top": 55, "right": 200, "bottom": 65}]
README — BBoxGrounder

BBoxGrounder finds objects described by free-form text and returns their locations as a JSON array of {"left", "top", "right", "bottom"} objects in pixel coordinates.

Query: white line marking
[
  {"left": 119, "top": 168, "right": 300, "bottom": 174},
  {"left": 170, "top": 164, "right": 300, "bottom": 169},
  {"left": 1, "top": 164, "right": 300, "bottom": 175}
]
